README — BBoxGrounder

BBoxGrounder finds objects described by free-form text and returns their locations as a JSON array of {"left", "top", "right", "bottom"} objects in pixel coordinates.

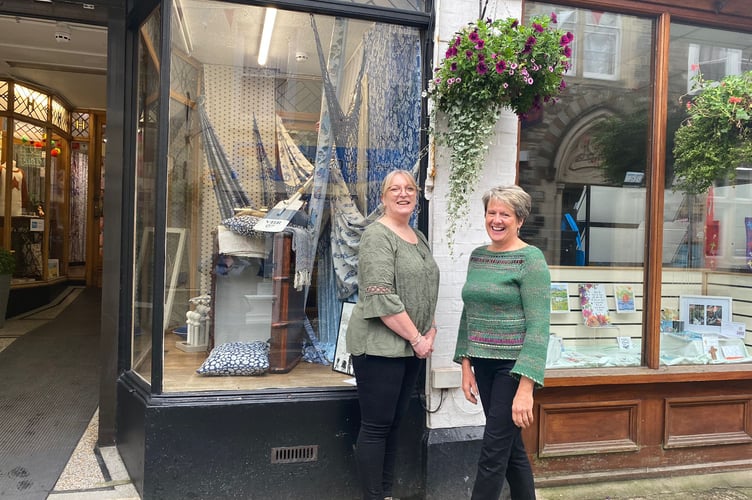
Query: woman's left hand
[{"left": 512, "top": 377, "right": 535, "bottom": 429}]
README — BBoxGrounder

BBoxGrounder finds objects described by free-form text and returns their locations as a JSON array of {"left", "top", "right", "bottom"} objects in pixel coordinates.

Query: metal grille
[{"left": 270, "top": 445, "right": 319, "bottom": 464}]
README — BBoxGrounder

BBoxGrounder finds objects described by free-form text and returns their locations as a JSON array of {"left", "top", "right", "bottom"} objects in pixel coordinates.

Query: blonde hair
[
  {"left": 380, "top": 169, "right": 420, "bottom": 197},
  {"left": 482, "top": 185, "right": 532, "bottom": 222}
]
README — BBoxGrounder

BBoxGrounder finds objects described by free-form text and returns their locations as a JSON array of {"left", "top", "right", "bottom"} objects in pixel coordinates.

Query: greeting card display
[
  {"left": 614, "top": 285, "right": 635, "bottom": 313},
  {"left": 578, "top": 283, "right": 611, "bottom": 327}
]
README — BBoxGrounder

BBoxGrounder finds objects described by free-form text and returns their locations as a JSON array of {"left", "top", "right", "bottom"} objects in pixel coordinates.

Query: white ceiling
[
  {"left": 0, "top": 14, "right": 108, "bottom": 110},
  {"left": 0, "top": 2, "right": 370, "bottom": 111}
]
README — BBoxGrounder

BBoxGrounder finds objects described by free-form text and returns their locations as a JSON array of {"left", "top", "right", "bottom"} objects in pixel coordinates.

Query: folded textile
[{"left": 217, "top": 225, "right": 267, "bottom": 258}]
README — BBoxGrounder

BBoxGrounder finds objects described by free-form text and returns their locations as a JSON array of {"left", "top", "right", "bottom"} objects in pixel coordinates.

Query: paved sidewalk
[{"left": 536, "top": 469, "right": 752, "bottom": 499}]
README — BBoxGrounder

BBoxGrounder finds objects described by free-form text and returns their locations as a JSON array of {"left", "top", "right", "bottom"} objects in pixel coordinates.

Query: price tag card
[{"left": 616, "top": 336, "right": 633, "bottom": 350}]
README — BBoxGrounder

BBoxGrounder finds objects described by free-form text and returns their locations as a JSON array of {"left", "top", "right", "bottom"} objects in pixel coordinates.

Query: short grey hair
[{"left": 481, "top": 185, "right": 532, "bottom": 222}]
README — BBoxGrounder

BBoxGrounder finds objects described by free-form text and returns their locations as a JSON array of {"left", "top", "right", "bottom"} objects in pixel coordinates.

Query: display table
[{"left": 546, "top": 333, "right": 752, "bottom": 369}]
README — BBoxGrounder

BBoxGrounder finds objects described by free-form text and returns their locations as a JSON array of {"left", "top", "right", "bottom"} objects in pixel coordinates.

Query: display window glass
[
  {"left": 48, "top": 133, "right": 66, "bottom": 279},
  {"left": 521, "top": 3, "right": 654, "bottom": 369},
  {"left": 1, "top": 80, "right": 73, "bottom": 285},
  {"left": 659, "top": 23, "right": 752, "bottom": 366},
  {"left": 132, "top": 1, "right": 425, "bottom": 392},
  {"left": 7, "top": 120, "right": 47, "bottom": 282},
  {"left": 522, "top": 2, "right": 752, "bottom": 370},
  {"left": 132, "top": 6, "right": 162, "bottom": 386}
]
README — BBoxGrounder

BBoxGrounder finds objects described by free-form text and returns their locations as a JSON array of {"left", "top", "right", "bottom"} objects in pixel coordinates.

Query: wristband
[{"left": 410, "top": 335, "right": 424, "bottom": 347}]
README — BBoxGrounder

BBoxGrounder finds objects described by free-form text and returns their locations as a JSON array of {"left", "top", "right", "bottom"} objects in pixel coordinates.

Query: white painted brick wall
[{"left": 426, "top": 0, "right": 523, "bottom": 430}]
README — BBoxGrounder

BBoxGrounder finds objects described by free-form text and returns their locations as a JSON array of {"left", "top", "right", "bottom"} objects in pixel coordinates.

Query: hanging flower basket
[
  {"left": 673, "top": 69, "right": 752, "bottom": 194},
  {"left": 425, "top": 13, "right": 573, "bottom": 244}
]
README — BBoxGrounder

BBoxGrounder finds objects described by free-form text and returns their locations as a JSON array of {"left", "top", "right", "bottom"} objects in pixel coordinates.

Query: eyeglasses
[{"left": 387, "top": 185, "right": 417, "bottom": 195}]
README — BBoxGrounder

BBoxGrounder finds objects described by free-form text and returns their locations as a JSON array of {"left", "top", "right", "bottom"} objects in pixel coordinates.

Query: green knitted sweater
[{"left": 453, "top": 245, "right": 551, "bottom": 387}]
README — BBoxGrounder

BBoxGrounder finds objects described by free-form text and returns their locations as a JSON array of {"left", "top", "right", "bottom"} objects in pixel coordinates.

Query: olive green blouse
[{"left": 346, "top": 221, "right": 440, "bottom": 358}]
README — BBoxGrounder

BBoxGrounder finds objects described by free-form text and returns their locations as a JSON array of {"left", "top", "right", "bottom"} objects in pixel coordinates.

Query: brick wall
[{"left": 426, "top": 0, "right": 522, "bottom": 430}]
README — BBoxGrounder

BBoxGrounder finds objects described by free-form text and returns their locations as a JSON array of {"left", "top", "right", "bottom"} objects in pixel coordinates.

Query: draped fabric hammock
[
  {"left": 196, "top": 96, "right": 252, "bottom": 220},
  {"left": 197, "top": 17, "right": 421, "bottom": 364}
]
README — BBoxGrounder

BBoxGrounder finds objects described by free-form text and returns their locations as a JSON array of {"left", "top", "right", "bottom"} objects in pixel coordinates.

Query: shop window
[
  {"left": 132, "top": 1, "right": 424, "bottom": 392},
  {"left": 662, "top": 23, "right": 752, "bottom": 366},
  {"left": 518, "top": 4, "right": 651, "bottom": 369},
  {"left": 520, "top": 3, "right": 752, "bottom": 370}
]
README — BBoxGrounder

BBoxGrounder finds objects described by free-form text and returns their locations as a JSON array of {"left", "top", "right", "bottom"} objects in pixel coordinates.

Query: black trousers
[
  {"left": 352, "top": 354, "right": 421, "bottom": 500},
  {"left": 470, "top": 358, "right": 536, "bottom": 500}
]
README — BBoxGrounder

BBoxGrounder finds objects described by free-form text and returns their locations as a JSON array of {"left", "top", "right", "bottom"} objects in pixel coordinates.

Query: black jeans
[
  {"left": 352, "top": 354, "right": 421, "bottom": 500},
  {"left": 470, "top": 358, "right": 536, "bottom": 500}
]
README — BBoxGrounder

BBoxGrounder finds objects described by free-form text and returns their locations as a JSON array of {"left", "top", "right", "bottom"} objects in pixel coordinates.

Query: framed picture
[
  {"left": 47, "top": 258, "right": 59, "bottom": 279},
  {"left": 550, "top": 283, "right": 570, "bottom": 313},
  {"left": 679, "top": 295, "right": 732, "bottom": 334},
  {"left": 614, "top": 285, "right": 636, "bottom": 313},
  {"left": 333, "top": 302, "right": 356, "bottom": 376}
]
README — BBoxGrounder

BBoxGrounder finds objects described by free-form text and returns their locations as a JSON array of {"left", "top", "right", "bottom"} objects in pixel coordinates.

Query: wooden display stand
[{"left": 269, "top": 232, "right": 305, "bottom": 373}]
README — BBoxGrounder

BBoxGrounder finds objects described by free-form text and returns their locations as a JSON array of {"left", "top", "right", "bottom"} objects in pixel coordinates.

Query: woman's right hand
[
  {"left": 461, "top": 358, "right": 479, "bottom": 404},
  {"left": 412, "top": 334, "right": 433, "bottom": 359}
]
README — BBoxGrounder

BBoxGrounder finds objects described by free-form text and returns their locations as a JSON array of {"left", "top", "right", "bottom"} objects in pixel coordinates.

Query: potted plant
[
  {"left": 0, "top": 247, "right": 15, "bottom": 328},
  {"left": 425, "top": 12, "right": 573, "bottom": 244},
  {"left": 673, "top": 68, "right": 752, "bottom": 194}
]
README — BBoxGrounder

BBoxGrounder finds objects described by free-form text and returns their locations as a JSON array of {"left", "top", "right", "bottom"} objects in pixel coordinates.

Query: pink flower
[
  {"left": 690, "top": 63, "right": 700, "bottom": 71},
  {"left": 533, "top": 23, "right": 544, "bottom": 33},
  {"left": 729, "top": 96, "right": 743, "bottom": 104},
  {"left": 551, "top": 12, "right": 558, "bottom": 23}
]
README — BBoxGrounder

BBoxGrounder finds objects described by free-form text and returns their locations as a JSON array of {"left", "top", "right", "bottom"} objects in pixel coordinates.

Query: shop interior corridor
[{"left": 0, "top": 287, "right": 138, "bottom": 499}]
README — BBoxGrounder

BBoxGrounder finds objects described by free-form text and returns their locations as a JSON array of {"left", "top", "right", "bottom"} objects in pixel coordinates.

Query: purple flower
[
  {"left": 560, "top": 35, "right": 570, "bottom": 46},
  {"left": 533, "top": 23, "right": 544, "bottom": 33},
  {"left": 445, "top": 46, "right": 458, "bottom": 58},
  {"left": 495, "top": 60, "right": 507, "bottom": 73},
  {"left": 567, "top": 32, "right": 574, "bottom": 42},
  {"left": 563, "top": 45, "right": 572, "bottom": 58},
  {"left": 475, "top": 40, "right": 485, "bottom": 50},
  {"left": 478, "top": 53, "right": 485, "bottom": 62},
  {"left": 469, "top": 30, "right": 480, "bottom": 42},
  {"left": 559, "top": 79, "right": 567, "bottom": 90},
  {"left": 476, "top": 61, "right": 488, "bottom": 75},
  {"left": 465, "top": 49, "right": 474, "bottom": 59},
  {"left": 551, "top": 12, "right": 558, "bottom": 23},
  {"left": 454, "top": 36, "right": 462, "bottom": 47},
  {"left": 527, "top": 36, "right": 537, "bottom": 46},
  {"left": 511, "top": 19, "right": 519, "bottom": 28},
  {"left": 450, "top": 62, "right": 458, "bottom": 72}
]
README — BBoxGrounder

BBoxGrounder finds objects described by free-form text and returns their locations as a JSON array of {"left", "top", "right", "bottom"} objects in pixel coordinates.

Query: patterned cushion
[
  {"left": 221, "top": 215, "right": 265, "bottom": 239},
  {"left": 196, "top": 341, "right": 270, "bottom": 376}
]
